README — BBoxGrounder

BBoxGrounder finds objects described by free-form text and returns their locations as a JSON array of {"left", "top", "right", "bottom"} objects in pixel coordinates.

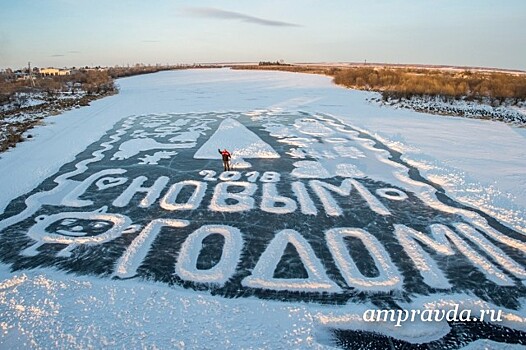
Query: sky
[{"left": 0, "top": 0, "right": 525, "bottom": 70}]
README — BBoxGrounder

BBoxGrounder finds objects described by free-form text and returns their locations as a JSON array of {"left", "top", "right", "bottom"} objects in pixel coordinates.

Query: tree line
[
  {"left": 234, "top": 64, "right": 526, "bottom": 105},
  {"left": 332, "top": 67, "right": 526, "bottom": 104},
  {"left": 0, "top": 64, "right": 194, "bottom": 108},
  {"left": 0, "top": 69, "right": 115, "bottom": 103}
]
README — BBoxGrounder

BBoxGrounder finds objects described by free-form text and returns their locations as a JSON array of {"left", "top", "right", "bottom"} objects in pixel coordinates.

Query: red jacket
[{"left": 219, "top": 149, "right": 231, "bottom": 161}]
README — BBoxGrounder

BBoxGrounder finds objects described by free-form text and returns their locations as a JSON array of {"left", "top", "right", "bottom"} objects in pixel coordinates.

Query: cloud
[
  {"left": 184, "top": 7, "right": 301, "bottom": 27},
  {"left": 68, "top": 50, "right": 81, "bottom": 54},
  {"left": 51, "top": 54, "right": 65, "bottom": 57},
  {"left": 142, "top": 40, "right": 160, "bottom": 43}
]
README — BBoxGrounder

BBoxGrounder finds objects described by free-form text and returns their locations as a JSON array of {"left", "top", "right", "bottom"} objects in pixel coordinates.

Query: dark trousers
[{"left": 223, "top": 160, "right": 230, "bottom": 171}]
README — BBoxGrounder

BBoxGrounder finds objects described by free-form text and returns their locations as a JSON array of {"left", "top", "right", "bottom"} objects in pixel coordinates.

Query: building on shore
[{"left": 39, "top": 68, "right": 71, "bottom": 76}]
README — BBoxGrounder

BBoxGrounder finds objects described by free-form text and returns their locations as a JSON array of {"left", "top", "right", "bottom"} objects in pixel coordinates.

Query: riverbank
[
  {"left": 370, "top": 94, "right": 526, "bottom": 126},
  {"left": 0, "top": 89, "right": 116, "bottom": 152},
  {"left": 232, "top": 64, "right": 526, "bottom": 127},
  {"left": 0, "top": 65, "right": 192, "bottom": 152}
]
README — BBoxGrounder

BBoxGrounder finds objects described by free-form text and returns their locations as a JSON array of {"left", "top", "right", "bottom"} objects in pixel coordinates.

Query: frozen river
[{"left": 0, "top": 69, "right": 525, "bottom": 349}]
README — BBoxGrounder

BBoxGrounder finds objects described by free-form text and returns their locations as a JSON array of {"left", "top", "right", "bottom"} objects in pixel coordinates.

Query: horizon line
[{"left": 2, "top": 61, "right": 525, "bottom": 74}]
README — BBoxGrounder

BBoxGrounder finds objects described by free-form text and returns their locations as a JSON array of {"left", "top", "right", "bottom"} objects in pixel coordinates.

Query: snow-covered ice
[{"left": 0, "top": 69, "right": 525, "bottom": 349}]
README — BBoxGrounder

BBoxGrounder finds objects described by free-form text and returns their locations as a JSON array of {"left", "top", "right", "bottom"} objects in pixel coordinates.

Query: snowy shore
[{"left": 372, "top": 95, "right": 526, "bottom": 127}]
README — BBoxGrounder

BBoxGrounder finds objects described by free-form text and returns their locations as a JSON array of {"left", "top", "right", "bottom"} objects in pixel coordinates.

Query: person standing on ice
[{"left": 218, "top": 148, "right": 232, "bottom": 171}]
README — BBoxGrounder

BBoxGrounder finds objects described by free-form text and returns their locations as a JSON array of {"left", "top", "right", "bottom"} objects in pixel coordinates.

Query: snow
[
  {"left": 160, "top": 180, "right": 208, "bottom": 211},
  {"left": 325, "top": 228, "right": 402, "bottom": 291},
  {"left": 112, "top": 138, "right": 196, "bottom": 160},
  {"left": 260, "top": 183, "right": 298, "bottom": 214},
  {"left": 175, "top": 225, "right": 244, "bottom": 286},
  {"left": 292, "top": 160, "right": 331, "bottom": 178},
  {"left": 1, "top": 68, "right": 525, "bottom": 348},
  {"left": 375, "top": 95, "right": 526, "bottom": 126},
  {"left": 194, "top": 117, "right": 280, "bottom": 168},
  {"left": 0, "top": 92, "right": 47, "bottom": 112},
  {"left": 21, "top": 207, "right": 135, "bottom": 258},
  {"left": 317, "top": 292, "right": 526, "bottom": 342},
  {"left": 113, "top": 219, "right": 190, "bottom": 279},
  {"left": 208, "top": 181, "right": 257, "bottom": 212},
  {"left": 393, "top": 222, "right": 526, "bottom": 288},
  {"left": 0, "top": 268, "right": 336, "bottom": 349},
  {"left": 242, "top": 229, "right": 342, "bottom": 293}
]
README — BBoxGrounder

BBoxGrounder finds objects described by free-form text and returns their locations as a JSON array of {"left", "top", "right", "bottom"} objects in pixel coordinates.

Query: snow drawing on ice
[
  {"left": 112, "top": 137, "right": 195, "bottom": 160},
  {"left": 194, "top": 117, "right": 279, "bottom": 169},
  {"left": 0, "top": 110, "right": 525, "bottom": 347},
  {"left": 138, "top": 150, "right": 177, "bottom": 165}
]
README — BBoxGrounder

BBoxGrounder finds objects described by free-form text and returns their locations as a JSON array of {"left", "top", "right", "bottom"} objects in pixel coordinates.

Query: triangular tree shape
[
  {"left": 242, "top": 229, "right": 341, "bottom": 293},
  {"left": 194, "top": 118, "right": 279, "bottom": 168}
]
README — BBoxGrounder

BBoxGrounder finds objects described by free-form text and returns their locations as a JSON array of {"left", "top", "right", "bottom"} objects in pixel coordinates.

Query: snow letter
[
  {"left": 260, "top": 183, "right": 297, "bottom": 214},
  {"left": 242, "top": 229, "right": 341, "bottom": 293},
  {"left": 326, "top": 227, "right": 402, "bottom": 292},
  {"left": 160, "top": 180, "right": 207, "bottom": 211},
  {"left": 395, "top": 224, "right": 514, "bottom": 288},
  {"left": 291, "top": 181, "right": 318, "bottom": 215},
  {"left": 209, "top": 181, "right": 256, "bottom": 212},
  {"left": 113, "top": 218, "right": 189, "bottom": 278},
  {"left": 349, "top": 180, "right": 390, "bottom": 216},
  {"left": 113, "top": 176, "right": 169, "bottom": 208},
  {"left": 310, "top": 179, "right": 390, "bottom": 216},
  {"left": 175, "top": 225, "right": 243, "bottom": 286},
  {"left": 310, "top": 179, "right": 353, "bottom": 216},
  {"left": 394, "top": 224, "right": 454, "bottom": 289},
  {"left": 454, "top": 223, "right": 526, "bottom": 281}
]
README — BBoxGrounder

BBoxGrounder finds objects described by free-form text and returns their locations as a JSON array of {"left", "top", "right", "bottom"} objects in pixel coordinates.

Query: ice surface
[
  {"left": 1, "top": 69, "right": 524, "bottom": 231},
  {"left": 0, "top": 268, "right": 340, "bottom": 349},
  {"left": 0, "top": 69, "right": 525, "bottom": 349}
]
